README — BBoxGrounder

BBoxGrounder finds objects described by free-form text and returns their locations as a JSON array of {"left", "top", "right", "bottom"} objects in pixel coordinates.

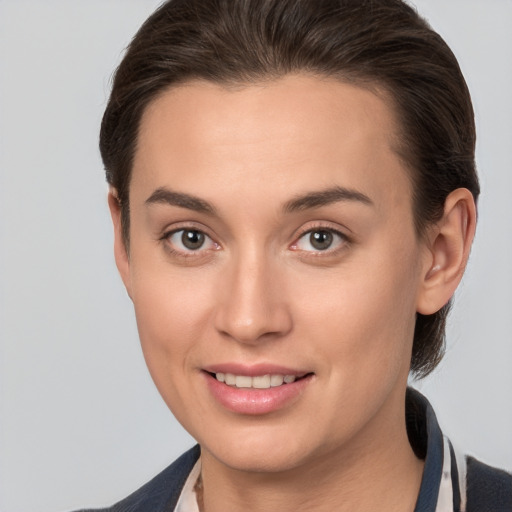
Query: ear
[
  {"left": 108, "top": 189, "right": 132, "bottom": 299},
  {"left": 416, "top": 188, "right": 477, "bottom": 315}
]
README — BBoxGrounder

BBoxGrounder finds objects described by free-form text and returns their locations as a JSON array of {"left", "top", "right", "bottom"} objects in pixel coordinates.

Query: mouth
[
  {"left": 202, "top": 364, "right": 315, "bottom": 414},
  {"left": 207, "top": 372, "right": 312, "bottom": 389}
]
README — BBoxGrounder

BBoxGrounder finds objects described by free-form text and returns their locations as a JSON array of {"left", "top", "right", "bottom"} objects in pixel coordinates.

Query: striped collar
[{"left": 407, "top": 388, "right": 465, "bottom": 512}]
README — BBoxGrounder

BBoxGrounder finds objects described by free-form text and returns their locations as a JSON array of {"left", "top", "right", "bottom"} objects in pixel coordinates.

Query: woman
[{"left": 86, "top": 0, "right": 511, "bottom": 510}]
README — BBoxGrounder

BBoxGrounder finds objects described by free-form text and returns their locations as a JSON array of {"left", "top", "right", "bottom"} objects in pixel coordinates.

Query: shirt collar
[{"left": 407, "top": 387, "right": 453, "bottom": 512}]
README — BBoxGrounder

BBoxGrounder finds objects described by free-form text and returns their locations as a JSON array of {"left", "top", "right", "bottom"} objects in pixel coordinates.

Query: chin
[
  {"left": 208, "top": 445, "right": 310, "bottom": 474},
  {"left": 197, "top": 422, "right": 328, "bottom": 474}
]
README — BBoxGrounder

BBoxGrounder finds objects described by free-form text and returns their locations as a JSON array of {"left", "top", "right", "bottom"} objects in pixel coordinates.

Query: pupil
[
  {"left": 182, "top": 230, "right": 205, "bottom": 250},
  {"left": 310, "top": 230, "right": 333, "bottom": 250}
]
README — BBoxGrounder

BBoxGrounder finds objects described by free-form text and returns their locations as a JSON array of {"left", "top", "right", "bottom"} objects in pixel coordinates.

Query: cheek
[
  {"left": 292, "top": 242, "right": 420, "bottom": 381},
  {"left": 286, "top": 248, "right": 420, "bottom": 441},
  {"left": 129, "top": 265, "right": 221, "bottom": 431},
  {"left": 130, "top": 260, "right": 217, "bottom": 380}
]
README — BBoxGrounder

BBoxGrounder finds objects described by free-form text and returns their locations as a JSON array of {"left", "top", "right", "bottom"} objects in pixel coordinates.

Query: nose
[{"left": 213, "top": 251, "right": 293, "bottom": 345}]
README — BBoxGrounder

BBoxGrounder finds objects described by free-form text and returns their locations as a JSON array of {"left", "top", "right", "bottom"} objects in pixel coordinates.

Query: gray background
[{"left": 0, "top": 1, "right": 511, "bottom": 511}]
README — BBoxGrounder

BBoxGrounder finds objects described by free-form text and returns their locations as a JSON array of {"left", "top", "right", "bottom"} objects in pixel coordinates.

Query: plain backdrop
[{"left": 1, "top": 1, "right": 511, "bottom": 511}]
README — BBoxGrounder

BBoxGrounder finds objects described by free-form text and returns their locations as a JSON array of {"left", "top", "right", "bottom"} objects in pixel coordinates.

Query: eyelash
[
  {"left": 160, "top": 224, "right": 350, "bottom": 259},
  {"left": 290, "top": 225, "right": 349, "bottom": 255},
  {"left": 161, "top": 227, "right": 219, "bottom": 258}
]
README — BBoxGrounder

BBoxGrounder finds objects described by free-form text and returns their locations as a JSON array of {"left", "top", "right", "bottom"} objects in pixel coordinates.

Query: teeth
[
  {"left": 270, "top": 374, "right": 284, "bottom": 387},
  {"left": 253, "top": 375, "right": 271, "bottom": 389},
  {"left": 214, "top": 372, "right": 300, "bottom": 389},
  {"left": 225, "top": 373, "right": 236, "bottom": 385},
  {"left": 235, "top": 375, "right": 252, "bottom": 388}
]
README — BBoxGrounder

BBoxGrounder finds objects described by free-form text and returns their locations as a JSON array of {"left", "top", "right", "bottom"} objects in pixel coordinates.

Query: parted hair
[{"left": 100, "top": 0, "right": 479, "bottom": 378}]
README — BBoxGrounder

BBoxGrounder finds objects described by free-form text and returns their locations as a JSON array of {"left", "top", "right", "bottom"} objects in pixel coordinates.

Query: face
[{"left": 116, "top": 75, "right": 431, "bottom": 474}]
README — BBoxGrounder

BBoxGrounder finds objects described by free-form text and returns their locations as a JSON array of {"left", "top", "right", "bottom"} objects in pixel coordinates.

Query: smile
[
  {"left": 214, "top": 373, "right": 301, "bottom": 389},
  {"left": 205, "top": 370, "right": 314, "bottom": 415}
]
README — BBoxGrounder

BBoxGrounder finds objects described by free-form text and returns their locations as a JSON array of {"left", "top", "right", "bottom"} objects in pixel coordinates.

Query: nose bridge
[{"left": 214, "top": 244, "right": 291, "bottom": 343}]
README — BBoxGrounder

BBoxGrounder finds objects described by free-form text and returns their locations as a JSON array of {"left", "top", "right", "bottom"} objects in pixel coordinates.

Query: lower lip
[{"left": 204, "top": 372, "right": 313, "bottom": 415}]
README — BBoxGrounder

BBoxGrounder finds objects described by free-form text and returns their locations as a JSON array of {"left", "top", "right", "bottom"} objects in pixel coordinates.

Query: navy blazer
[{"left": 78, "top": 390, "right": 512, "bottom": 512}]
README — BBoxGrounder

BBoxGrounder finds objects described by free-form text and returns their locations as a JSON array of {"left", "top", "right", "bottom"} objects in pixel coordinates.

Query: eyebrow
[
  {"left": 145, "top": 187, "right": 216, "bottom": 214},
  {"left": 145, "top": 184, "right": 373, "bottom": 215},
  {"left": 283, "top": 186, "right": 373, "bottom": 213}
]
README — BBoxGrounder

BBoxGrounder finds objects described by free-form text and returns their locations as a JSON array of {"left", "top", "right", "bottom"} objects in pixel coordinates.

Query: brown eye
[
  {"left": 166, "top": 228, "right": 217, "bottom": 254},
  {"left": 181, "top": 229, "right": 205, "bottom": 250},
  {"left": 292, "top": 228, "right": 347, "bottom": 253},
  {"left": 309, "top": 230, "right": 333, "bottom": 250}
]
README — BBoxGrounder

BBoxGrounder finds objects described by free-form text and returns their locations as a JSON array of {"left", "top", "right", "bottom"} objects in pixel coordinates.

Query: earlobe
[
  {"left": 108, "top": 189, "right": 133, "bottom": 299},
  {"left": 416, "top": 188, "right": 476, "bottom": 315}
]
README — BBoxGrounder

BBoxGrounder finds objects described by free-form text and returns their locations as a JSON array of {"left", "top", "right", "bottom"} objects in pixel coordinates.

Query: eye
[
  {"left": 165, "top": 228, "right": 218, "bottom": 253},
  {"left": 292, "top": 228, "right": 346, "bottom": 252}
]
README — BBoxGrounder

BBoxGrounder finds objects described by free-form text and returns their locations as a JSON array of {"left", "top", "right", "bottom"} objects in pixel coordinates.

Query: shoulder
[
  {"left": 75, "top": 445, "right": 200, "bottom": 512},
  {"left": 466, "top": 455, "right": 512, "bottom": 512}
]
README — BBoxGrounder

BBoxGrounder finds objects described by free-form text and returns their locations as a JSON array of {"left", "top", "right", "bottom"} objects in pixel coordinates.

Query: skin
[{"left": 110, "top": 75, "right": 476, "bottom": 512}]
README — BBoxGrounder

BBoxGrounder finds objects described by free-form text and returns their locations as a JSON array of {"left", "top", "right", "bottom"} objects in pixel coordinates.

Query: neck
[{"left": 199, "top": 387, "right": 424, "bottom": 512}]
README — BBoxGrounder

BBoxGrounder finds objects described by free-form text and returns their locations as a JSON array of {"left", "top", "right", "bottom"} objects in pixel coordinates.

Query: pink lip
[
  {"left": 202, "top": 365, "right": 314, "bottom": 415},
  {"left": 203, "top": 363, "right": 309, "bottom": 377}
]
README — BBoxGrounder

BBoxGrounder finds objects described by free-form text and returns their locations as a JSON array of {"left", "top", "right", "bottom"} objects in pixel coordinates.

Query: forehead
[{"left": 132, "top": 74, "right": 411, "bottom": 211}]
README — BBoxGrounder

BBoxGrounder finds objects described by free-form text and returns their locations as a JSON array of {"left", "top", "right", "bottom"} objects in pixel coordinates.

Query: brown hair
[{"left": 100, "top": 0, "right": 479, "bottom": 378}]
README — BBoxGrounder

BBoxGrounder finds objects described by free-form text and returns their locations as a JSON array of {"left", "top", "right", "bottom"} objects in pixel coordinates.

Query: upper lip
[{"left": 202, "top": 363, "right": 311, "bottom": 377}]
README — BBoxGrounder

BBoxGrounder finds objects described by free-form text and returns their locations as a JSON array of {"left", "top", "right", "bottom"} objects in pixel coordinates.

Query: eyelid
[
  {"left": 160, "top": 223, "right": 221, "bottom": 256},
  {"left": 289, "top": 223, "right": 350, "bottom": 253},
  {"left": 160, "top": 220, "right": 215, "bottom": 241}
]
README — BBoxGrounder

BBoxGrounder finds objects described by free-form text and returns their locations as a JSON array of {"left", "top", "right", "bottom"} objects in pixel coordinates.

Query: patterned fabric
[{"left": 76, "top": 389, "right": 512, "bottom": 512}]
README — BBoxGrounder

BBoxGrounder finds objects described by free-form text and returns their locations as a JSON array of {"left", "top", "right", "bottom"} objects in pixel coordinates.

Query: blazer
[{"left": 78, "top": 389, "right": 512, "bottom": 512}]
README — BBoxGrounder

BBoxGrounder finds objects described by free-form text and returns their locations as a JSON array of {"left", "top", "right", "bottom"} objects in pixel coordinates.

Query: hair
[{"left": 100, "top": 0, "right": 479, "bottom": 378}]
